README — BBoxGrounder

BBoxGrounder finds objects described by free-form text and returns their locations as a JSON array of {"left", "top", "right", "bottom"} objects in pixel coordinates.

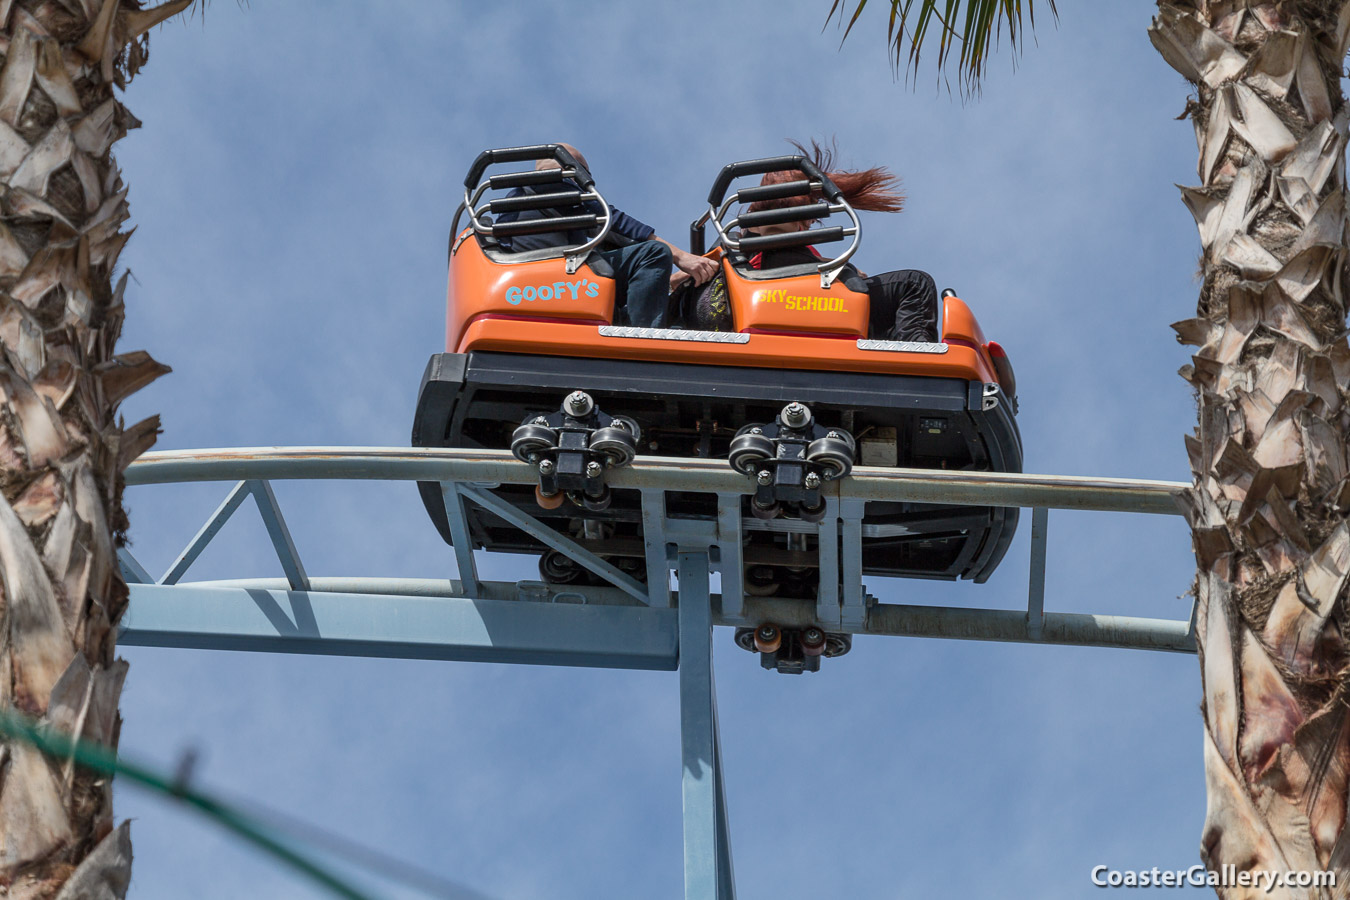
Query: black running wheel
[
  {"left": 590, "top": 427, "right": 637, "bottom": 467},
  {"left": 728, "top": 432, "right": 774, "bottom": 475},
  {"left": 806, "top": 436, "right": 853, "bottom": 480},
  {"left": 510, "top": 423, "right": 557, "bottom": 462}
]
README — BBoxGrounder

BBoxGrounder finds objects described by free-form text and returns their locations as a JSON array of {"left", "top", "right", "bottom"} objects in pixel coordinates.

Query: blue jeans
[{"left": 593, "top": 240, "right": 674, "bottom": 328}]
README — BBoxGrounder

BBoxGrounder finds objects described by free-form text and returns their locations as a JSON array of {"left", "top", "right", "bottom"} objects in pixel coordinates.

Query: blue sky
[{"left": 108, "top": 2, "right": 1211, "bottom": 897}]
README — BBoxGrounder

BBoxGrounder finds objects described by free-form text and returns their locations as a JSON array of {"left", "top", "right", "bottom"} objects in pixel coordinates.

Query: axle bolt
[
  {"left": 533, "top": 416, "right": 549, "bottom": 425},
  {"left": 756, "top": 469, "right": 773, "bottom": 485},
  {"left": 827, "top": 431, "right": 841, "bottom": 440},
  {"left": 804, "top": 472, "right": 821, "bottom": 489},
  {"left": 586, "top": 460, "right": 603, "bottom": 478},
  {"left": 750, "top": 427, "right": 763, "bottom": 435},
  {"left": 538, "top": 458, "right": 555, "bottom": 474},
  {"left": 564, "top": 390, "right": 594, "bottom": 417}
]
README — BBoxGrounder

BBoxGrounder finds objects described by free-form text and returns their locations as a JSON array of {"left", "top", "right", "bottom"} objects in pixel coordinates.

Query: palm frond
[{"left": 827, "top": 0, "right": 1058, "bottom": 94}]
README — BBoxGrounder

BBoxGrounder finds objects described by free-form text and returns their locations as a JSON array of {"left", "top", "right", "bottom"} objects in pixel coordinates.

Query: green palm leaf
[{"left": 827, "top": 0, "right": 1057, "bottom": 93}]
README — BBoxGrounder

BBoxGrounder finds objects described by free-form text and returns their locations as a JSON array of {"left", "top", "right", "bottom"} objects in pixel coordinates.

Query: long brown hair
[{"left": 747, "top": 139, "right": 905, "bottom": 214}]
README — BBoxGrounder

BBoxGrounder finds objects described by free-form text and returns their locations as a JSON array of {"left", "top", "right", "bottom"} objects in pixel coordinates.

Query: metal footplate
[
  {"left": 510, "top": 390, "right": 639, "bottom": 511},
  {"left": 727, "top": 401, "right": 855, "bottom": 522}
]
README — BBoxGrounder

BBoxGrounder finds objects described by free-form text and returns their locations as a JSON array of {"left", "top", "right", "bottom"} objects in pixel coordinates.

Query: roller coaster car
[{"left": 413, "top": 145, "right": 1022, "bottom": 587}]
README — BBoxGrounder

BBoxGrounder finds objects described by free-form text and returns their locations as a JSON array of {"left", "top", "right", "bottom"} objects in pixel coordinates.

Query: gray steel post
[
  {"left": 715, "top": 492, "right": 744, "bottom": 621},
  {"left": 440, "top": 482, "right": 480, "bottom": 598},
  {"left": 678, "top": 551, "right": 736, "bottom": 900},
  {"left": 1026, "top": 507, "right": 1049, "bottom": 639},
  {"left": 815, "top": 494, "right": 841, "bottom": 627}
]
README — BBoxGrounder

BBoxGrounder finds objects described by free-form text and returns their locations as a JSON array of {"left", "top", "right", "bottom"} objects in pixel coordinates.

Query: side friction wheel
[
  {"left": 534, "top": 485, "right": 565, "bottom": 509},
  {"left": 797, "top": 499, "right": 827, "bottom": 523},
  {"left": 540, "top": 550, "right": 585, "bottom": 584},
  {"left": 750, "top": 498, "right": 781, "bottom": 520},
  {"left": 744, "top": 565, "right": 779, "bottom": 596}
]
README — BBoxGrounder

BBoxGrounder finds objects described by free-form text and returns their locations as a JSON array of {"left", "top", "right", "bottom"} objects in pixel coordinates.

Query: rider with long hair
[{"left": 742, "top": 140, "right": 938, "bottom": 343}]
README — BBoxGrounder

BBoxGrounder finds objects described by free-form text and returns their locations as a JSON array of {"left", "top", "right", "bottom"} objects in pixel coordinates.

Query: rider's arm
[{"left": 654, "top": 236, "right": 717, "bottom": 285}]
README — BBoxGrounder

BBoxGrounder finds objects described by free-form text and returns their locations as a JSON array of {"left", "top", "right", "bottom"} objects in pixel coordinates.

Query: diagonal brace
[
  {"left": 159, "top": 481, "right": 253, "bottom": 585},
  {"left": 250, "top": 480, "right": 310, "bottom": 591},
  {"left": 458, "top": 485, "right": 649, "bottom": 603}
]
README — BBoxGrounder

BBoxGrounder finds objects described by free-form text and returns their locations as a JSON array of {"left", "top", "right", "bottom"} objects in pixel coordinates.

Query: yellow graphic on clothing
[{"left": 752, "top": 288, "right": 848, "bottom": 314}]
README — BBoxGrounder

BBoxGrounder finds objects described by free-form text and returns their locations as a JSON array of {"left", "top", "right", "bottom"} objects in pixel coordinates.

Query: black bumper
[{"left": 414, "top": 351, "right": 1022, "bottom": 582}]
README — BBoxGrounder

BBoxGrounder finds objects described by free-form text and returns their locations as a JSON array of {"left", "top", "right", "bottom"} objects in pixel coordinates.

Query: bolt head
[
  {"left": 564, "top": 390, "right": 594, "bottom": 416},
  {"left": 537, "top": 458, "right": 555, "bottom": 473},
  {"left": 804, "top": 472, "right": 821, "bottom": 489},
  {"left": 533, "top": 416, "right": 549, "bottom": 425},
  {"left": 781, "top": 402, "right": 809, "bottom": 428},
  {"left": 756, "top": 469, "right": 773, "bottom": 485},
  {"left": 586, "top": 460, "right": 603, "bottom": 477},
  {"left": 827, "top": 431, "right": 841, "bottom": 440},
  {"left": 750, "top": 427, "right": 763, "bottom": 435}
]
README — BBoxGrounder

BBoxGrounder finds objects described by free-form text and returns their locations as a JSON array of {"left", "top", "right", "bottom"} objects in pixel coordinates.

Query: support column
[
  {"left": 678, "top": 551, "right": 736, "bottom": 900},
  {"left": 440, "top": 482, "right": 479, "bottom": 597}
]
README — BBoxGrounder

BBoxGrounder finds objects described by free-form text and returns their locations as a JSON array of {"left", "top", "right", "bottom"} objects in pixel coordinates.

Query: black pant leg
[{"left": 865, "top": 269, "right": 938, "bottom": 342}]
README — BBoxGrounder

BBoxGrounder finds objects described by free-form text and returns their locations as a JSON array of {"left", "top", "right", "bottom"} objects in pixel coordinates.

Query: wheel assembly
[
  {"left": 726, "top": 402, "right": 855, "bottom": 521},
  {"left": 510, "top": 390, "right": 639, "bottom": 506},
  {"left": 734, "top": 621, "right": 852, "bottom": 674}
]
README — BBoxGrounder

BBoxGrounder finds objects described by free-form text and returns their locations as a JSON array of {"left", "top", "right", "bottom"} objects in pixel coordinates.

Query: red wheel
[
  {"left": 535, "top": 486, "right": 565, "bottom": 509},
  {"left": 800, "top": 626, "right": 826, "bottom": 656},
  {"left": 753, "top": 623, "right": 782, "bottom": 654}
]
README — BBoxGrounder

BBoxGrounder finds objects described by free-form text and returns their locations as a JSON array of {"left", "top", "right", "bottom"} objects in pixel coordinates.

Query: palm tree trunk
[
  {"left": 0, "top": 1, "right": 187, "bottom": 896},
  {"left": 1151, "top": 1, "right": 1350, "bottom": 894}
]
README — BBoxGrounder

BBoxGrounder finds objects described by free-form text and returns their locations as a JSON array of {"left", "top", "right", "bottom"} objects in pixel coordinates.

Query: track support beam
[{"left": 678, "top": 551, "right": 736, "bottom": 899}]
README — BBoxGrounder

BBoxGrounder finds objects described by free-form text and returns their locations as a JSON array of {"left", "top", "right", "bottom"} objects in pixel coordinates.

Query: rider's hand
[
  {"left": 669, "top": 270, "right": 692, "bottom": 291},
  {"left": 673, "top": 249, "right": 718, "bottom": 286}
]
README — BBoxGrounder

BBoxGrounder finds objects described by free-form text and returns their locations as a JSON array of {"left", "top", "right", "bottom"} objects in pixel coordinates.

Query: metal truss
[{"left": 118, "top": 446, "right": 1192, "bottom": 900}]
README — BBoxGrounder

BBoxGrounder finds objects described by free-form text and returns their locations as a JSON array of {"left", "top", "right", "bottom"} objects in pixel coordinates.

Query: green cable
[{"left": 0, "top": 708, "right": 377, "bottom": 900}]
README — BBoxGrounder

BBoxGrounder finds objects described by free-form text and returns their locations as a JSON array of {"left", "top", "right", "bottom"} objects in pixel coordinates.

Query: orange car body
[{"left": 446, "top": 231, "right": 1006, "bottom": 387}]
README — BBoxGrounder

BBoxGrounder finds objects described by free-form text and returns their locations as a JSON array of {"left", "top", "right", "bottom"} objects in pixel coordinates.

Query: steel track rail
[{"left": 126, "top": 446, "right": 1189, "bottom": 516}]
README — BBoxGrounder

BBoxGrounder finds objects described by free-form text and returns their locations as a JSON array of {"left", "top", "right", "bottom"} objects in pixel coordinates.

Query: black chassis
[{"left": 413, "top": 351, "right": 1023, "bottom": 583}]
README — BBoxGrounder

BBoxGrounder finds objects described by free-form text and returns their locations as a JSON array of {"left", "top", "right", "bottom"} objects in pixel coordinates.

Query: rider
[
  {"left": 741, "top": 141, "right": 939, "bottom": 343},
  {"left": 494, "top": 143, "right": 716, "bottom": 328}
]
